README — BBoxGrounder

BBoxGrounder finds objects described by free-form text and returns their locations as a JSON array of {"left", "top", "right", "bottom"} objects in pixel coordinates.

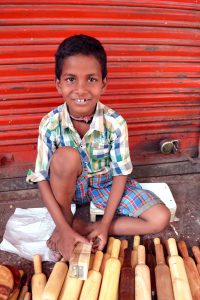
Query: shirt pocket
[{"left": 91, "top": 142, "right": 110, "bottom": 160}]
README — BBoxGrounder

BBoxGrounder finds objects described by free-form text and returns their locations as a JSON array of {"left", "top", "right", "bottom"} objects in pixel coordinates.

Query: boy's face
[{"left": 56, "top": 54, "right": 107, "bottom": 117}]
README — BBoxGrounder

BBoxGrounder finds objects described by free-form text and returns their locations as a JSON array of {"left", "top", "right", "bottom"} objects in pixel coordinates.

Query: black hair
[{"left": 55, "top": 34, "right": 107, "bottom": 80}]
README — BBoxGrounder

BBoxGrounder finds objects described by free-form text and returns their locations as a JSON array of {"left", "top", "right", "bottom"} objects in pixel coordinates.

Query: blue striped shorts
[{"left": 73, "top": 164, "right": 162, "bottom": 218}]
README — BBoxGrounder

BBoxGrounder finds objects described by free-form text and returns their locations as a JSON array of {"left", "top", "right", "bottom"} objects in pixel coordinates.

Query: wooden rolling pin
[
  {"left": 144, "top": 239, "right": 156, "bottom": 300},
  {"left": 18, "top": 276, "right": 30, "bottom": 300},
  {"left": 119, "top": 248, "right": 134, "bottom": 300},
  {"left": 167, "top": 238, "right": 192, "bottom": 300},
  {"left": 192, "top": 246, "right": 200, "bottom": 276},
  {"left": 154, "top": 238, "right": 160, "bottom": 245},
  {"left": 99, "top": 239, "right": 121, "bottom": 300},
  {"left": 79, "top": 250, "right": 103, "bottom": 300},
  {"left": 100, "top": 237, "right": 115, "bottom": 275},
  {"left": 24, "top": 292, "right": 31, "bottom": 300},
  {"left": 58, "top": 273, "right": 83, "bottom": 300},
  {"left": 0, "top": 265, "right": 14, "bottom": 300},
  {"left": 42, "top": 259, "right": 68, "bottom": 300},
  {"left": 8, "top": 269, "right": 24, "bottom": 300},
  {"left": 31, "top": 255, "right": 47, "bottom": 300},
  {"left": 135, "top": 245, "right": 151, "bottom": 300},
  {"left": 154, "top": 243, "right": 174, "bottom": 300},
  {"left": 178, "top": 240, "right": 200, "bottom": 300},
  {"left": 131, "top": 235, "right": 140, "bottom": 269}
]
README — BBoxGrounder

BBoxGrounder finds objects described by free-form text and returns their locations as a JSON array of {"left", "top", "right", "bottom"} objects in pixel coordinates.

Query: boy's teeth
[{"left": 77, "top": 99, "right": 86, "bottom": 103}]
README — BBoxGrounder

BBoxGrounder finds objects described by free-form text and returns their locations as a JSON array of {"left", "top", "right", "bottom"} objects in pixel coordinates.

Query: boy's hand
[
  {"left": 47, "top": 227, "right": 90, "bottom": 262},
  {"left": 87, "top": 221, "right": 109, "bottom": 251}
]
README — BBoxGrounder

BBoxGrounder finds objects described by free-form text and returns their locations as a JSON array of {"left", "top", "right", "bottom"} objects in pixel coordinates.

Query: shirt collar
[{"left": 62, "top": 101, "right": 105, "bottom": 132}]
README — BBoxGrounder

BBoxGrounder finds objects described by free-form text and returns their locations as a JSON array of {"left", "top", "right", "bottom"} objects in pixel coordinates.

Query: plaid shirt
[{"left": 26, "top": 101, "right": 133, "bottom": 183}]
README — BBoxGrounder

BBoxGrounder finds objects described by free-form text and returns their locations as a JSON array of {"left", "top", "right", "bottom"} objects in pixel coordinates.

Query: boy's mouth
[{"left": 74, "top": 98, "right": 87, "bottom": 104}]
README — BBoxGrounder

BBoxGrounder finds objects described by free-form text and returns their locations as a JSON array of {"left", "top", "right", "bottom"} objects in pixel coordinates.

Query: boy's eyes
[
  {"left": 88, "top": 77, "right": 98, "bottom": 82},
  {"left": 65, "top": 77, "right": 98, "bottom": 83},
  {"left": 66, "top": 77, "right": 75, "bottom": 83}
]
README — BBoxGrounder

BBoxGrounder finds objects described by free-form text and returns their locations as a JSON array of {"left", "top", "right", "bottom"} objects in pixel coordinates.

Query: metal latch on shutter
[{"left": 160, "top": 139, "right": 179, "bottom": 154}]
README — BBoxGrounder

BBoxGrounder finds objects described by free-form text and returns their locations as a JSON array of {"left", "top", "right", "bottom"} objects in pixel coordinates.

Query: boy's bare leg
[
  {"left": 109, "top": 204, "right": 170, "bottom": 235},
  {"left": 86, "top": 204, "right": 170, "bottom": 237},
  {"left": 47, "top": 146, "right": 83, "bottom": 251}
]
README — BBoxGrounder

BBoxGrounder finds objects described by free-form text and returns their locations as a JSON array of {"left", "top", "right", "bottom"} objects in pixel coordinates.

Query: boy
[{"left": 27, "top": 34, "right": 170, "bottom": 261}]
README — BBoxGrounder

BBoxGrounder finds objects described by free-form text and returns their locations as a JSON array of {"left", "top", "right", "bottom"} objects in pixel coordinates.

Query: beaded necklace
[{"left": 69, "top": 113, "right": 94, "bottom": 124}]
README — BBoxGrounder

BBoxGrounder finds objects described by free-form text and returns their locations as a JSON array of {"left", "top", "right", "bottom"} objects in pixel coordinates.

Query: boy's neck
[{"left": 69, "top": 113, "right": 94, "bottom": 124}]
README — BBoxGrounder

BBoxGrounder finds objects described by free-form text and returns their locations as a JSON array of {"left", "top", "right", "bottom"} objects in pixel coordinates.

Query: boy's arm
[
  {"left": 88, "top": 175, "right": 127, "bottom": 250},
  {"left": 101, "top": 174, "right": 127, "bottom": 226},
  {"left": 38, "top": 180, "right": 89, "bottom": 260}
]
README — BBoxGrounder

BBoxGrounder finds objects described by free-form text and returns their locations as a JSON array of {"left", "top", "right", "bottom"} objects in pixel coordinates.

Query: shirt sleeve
[
  {"left": 26, "top": 117, "right": 56, "bottom": 183},
  {"left": 109, "top": 121, "right": 133, "bottom": 176}
]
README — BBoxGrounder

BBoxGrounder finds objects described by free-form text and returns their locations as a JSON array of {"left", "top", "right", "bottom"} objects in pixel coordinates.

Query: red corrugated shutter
[{"left": 1, "top": 0, "right": 200, "bottom": 177}]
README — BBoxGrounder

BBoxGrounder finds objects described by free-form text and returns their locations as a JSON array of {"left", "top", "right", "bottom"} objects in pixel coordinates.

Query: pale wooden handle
[
  {"left": 153, "top": 238, "right": 160, "bottom": 245},
  {"left": 33, "top": 254, "right": 42, "bottom": 274},
  {"left": 111, "top": 239, "right": 121, "bottom": 259},
  {"left": 168, "top": 238, "right": 178, "bottom": 256},
  {"left": 178, "top": 240, "right": 189, "bottom": 258},
  {"left": 133, "top": 235, "right": 140, "bottom": 250},
  {"left": 137, "top": 245, "right": 146, "bottom": 265},
  {"left": 155, "top": 244, "right": 166, "bottom": 265},
  {"left": 92, "top": 251, "right": 103, "bottom": 272},
  {"left": 106, "top": 237, "right": 115, "bottom": 254},
  {"left": 192, "top": 246, "right": 200, "bottom": 263},
  {"left": 24, "top": 292, "right": 31, "bottom": 300}
]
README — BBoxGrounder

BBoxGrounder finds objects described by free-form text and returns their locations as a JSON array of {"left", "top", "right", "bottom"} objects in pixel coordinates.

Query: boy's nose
[{"left": 75, "top": 81, "right": 88, "bottom": 97}]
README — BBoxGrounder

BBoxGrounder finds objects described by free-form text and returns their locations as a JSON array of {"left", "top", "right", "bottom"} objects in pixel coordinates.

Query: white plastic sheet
[{"left": 0, "top": 207, "right": 57, "bottom": 261}]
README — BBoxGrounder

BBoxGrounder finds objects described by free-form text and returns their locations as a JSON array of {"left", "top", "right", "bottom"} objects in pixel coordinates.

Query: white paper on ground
[{"left": 0, "top": 207, "right": 57, "bottom": 262}]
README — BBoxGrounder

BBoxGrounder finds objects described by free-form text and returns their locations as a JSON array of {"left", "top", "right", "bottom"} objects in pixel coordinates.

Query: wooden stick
[
  {"left": 42, "top": 259, "right": 68, "bottom": 300},
  {"left": 6, "top": 266, "right": 22, "bottom": 300},
  {"left": 99, "top": 239, "right": 121, "bottom": 300},
  {"left": 18, "top": 276, "right": 30, "bottom": 300},
  {"left": 135, "top": 245, "right": 151, "bottom": 300},
  {"left": 131, "top": 235, "right": 140, "bottom": 269},
  {"left": 0, "top": 265, "right": 14, "bottom": 300},
  {"left": 155, "top": 243, "right": 174, "bottom": 300},
  {"left": 100, "top": 237, "right": 115, "bottom": 275},
  {"left": 144, "top": 239, "right": 157, "bottom": 300},
  {"left": 192, "top": 246, "right": 200, "bottom": 276},
  {"left": 167, "top": 238, "right": 192, "bottom": 300},
  {"left": 79, "top": 251, "right": 103, "bottom": 300},
  {"left": 31, "top": 254, "right": 47, "bottom": 300},
  {"left": 178, "top": 240, "right": 200, "bottom": 300},
  {"left": 119, "top": 248, "right": 134, "bottom": 300}
]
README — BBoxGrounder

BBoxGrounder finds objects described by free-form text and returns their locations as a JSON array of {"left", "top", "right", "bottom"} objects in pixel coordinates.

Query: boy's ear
[
  {"left": 102, "top": 77, "right": 107, "bottom": 92},
  {"left": 55, "top": 79, "right": 62, "bottom": 94}
]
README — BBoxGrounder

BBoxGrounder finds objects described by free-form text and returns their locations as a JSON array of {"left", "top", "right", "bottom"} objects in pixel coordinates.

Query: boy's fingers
[
  {"left": 87, "top": 231, "right": 97, "bottom": 241},
  {"left": 78, "top": 234, "right": 90, "bottom": 245},
  {"left": 93, "top": 236, "right": 101, "bottom": 248}
]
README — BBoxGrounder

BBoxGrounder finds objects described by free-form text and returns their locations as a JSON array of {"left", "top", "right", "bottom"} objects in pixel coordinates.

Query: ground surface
[{"left": 0, "top": 174, "right": 200, "bottom": 279}]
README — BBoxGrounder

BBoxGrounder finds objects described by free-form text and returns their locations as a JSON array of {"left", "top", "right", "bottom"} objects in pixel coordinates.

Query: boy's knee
[
  {"left": 50, "top": 146, "right": 82, "bottom": 177},
  {"left": 151, "top": 205, "right": 171, "bottom": 233}
]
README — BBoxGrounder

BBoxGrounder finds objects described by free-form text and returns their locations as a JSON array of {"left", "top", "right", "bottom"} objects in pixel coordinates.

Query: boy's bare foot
[{"left": 47, "top": 227, "right": 60, "bottom": 252}]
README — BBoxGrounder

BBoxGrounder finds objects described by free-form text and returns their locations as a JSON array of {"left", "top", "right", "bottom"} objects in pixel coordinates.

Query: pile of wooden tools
[
  {"left": 0, "top": 264, "right": 30, "bottom": 300},
  {"left": 1, "top": 237, "right": 200, "bottom": 300}
]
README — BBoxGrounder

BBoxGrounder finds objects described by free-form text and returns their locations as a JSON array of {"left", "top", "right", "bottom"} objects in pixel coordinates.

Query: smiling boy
[{"left": 27, "top": 34, "right": 170, "bottom": 261}]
